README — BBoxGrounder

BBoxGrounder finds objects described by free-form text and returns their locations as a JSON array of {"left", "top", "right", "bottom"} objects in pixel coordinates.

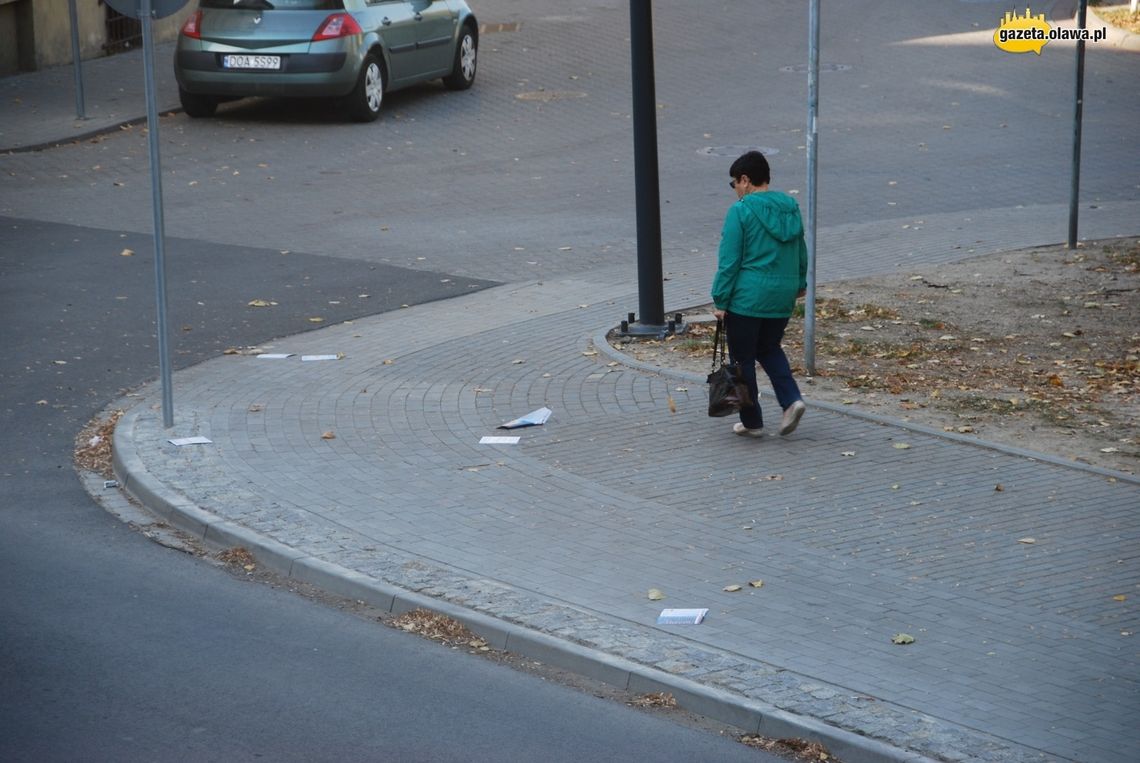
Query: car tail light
[
  {"left": 180, "top": 10, "right": 202, "bottom": 39},
  {"left": 312, "top": 14, "right": 363, "bottom": 41}
]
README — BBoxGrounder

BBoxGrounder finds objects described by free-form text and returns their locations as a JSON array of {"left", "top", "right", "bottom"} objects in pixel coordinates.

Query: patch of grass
[
  {"left": 795, "top": 297, "right": 850, "bottom": 320},
  {"left": 1106, "top": 239, "right": 1140, "bottom": 271},
  {"left": 852, "top": 303, "right": 901, "bottom": 320},
  {"left": 675, "top": 337, "right": 713, "bottom": 355},
  {"left": 1094, "top": 4, "right": 1140, "bottom": 34}
]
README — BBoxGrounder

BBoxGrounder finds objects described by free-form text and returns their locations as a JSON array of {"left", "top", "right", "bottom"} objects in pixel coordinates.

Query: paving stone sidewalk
[{"left": 112, "top": 256, "right": 1139, "bottom": 763}]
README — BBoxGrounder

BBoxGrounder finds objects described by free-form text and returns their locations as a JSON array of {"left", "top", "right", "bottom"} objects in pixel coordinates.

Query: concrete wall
[{"left": 0, "top": 0, "right": 193, "bottom": 74}]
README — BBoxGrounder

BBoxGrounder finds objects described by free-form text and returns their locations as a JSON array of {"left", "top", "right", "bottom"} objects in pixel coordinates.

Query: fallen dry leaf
[
  {"left": 749, "top": 580, "right": 764, "bottom": 588},
  {"left": 893, "top": 442, "right": 912, "bottom": 450},
  {"left": 1018, "top": 537, "right": 1036, "bottom": 544},
  {"left": 891, "top": 633, "right": 915, "bottom": 645},
  {"left": 630, "top": 692, "right": 677, "bottom": 709},
  {"left": 723, "top": 584, "right": 742, "bottom": 592},
  {"left": 247, "top": 299, "right": 273, "bottom": 307},
  {"left": 647, "top": 588, "right": 665, "bottom": 601},
  {"left": 321, "top": 431, "right": 336, "bottom": 440},
  {"left": 667, "top": 396, "right": 677, "bottom": 414},
  {"left": 120, "top": 248, "right": 134, "bottom": 257}
]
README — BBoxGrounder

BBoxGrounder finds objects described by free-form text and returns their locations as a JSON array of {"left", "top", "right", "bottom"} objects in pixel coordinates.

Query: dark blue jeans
[{"left": 725, "top": 312, "right": 802, "bottom": 430}]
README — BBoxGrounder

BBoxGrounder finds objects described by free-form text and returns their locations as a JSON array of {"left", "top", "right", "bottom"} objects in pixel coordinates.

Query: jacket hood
[{"left": 739, "top": 191, "right": 804, "bottom": 243}]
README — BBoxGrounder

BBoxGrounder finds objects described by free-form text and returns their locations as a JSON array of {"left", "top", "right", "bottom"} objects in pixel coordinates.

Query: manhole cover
[
  {"left": 697, "top": 145, "right": 780, "bottom": 158},
  {"left": 779, "top": 63, "right": 852, "bottom": 73},
  {"left": 515, "top": 90, "right": 587, "bottom": 102}
]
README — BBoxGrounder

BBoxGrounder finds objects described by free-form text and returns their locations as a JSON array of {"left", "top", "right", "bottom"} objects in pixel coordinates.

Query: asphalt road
[
  {"left": 0, "top": 219, "right": 776, "bottom": 761},
  {"left": 0, "top": 0, "right": 1135, "bottom": 285}
]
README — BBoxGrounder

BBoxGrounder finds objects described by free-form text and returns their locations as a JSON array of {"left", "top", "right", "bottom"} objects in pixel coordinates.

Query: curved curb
[
  {"left": 108, "top": 399, "right": 939, "bottom": 763},
  {"left": 1, "top": 110, "right": 183, "bottom": 156},
  {"left": 591, "top": 324, "right": 1139, "bottom": 486}
]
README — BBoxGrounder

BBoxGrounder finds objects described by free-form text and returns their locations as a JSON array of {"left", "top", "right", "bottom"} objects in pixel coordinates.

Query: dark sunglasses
[{"left": 729, "top": 178, "right": 739, "bottom": 189}]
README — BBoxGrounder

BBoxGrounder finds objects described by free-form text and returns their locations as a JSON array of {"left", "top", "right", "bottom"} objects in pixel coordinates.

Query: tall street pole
[
  {"left": 141, "top": 0, "right": 174, "bottom": 427},
  {"left": 626, "top": 0, "right": 666, "bottom": 336},
  {"left": 68, "top": 0, "right": 86, "bottom": 119},
  {"left": 1068, "top": 0, "right": 1087, "bottom": 249},
  {"left": 804, "top": 0, "right": 820, "bottom": 374}
]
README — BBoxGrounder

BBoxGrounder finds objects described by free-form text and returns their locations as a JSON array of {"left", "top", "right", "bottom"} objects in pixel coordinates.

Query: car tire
[
  {"left": 442, "top": 24, "right": 477, "bottom": 91},
  {"left": 179, "top": 88, "right": 218, "bottom": 118},
  {"left": 348, "top": 53, "right": 385, "bottom": 122}
]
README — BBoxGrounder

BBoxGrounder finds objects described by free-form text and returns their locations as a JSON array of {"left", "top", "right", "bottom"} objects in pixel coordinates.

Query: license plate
[{"left": 222, "top": 54, "right": 281, "bottom": 70}]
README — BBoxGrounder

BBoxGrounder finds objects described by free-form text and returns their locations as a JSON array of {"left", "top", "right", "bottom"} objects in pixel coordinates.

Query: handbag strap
[{"left": 711, "top": 318, "right": 728, "bottom": 371}]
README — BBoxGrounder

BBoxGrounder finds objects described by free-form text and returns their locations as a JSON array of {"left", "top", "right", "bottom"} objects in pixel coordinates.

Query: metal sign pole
[
  {"left": 1067, "top": 0, "right": 1087, "bottom": 250},
  {"left": 804, "top": 0, "right": 820, "bottom": 375},
  {"left": 140, "top": 0, "right": 174, "bottom": 427},
  {"left": 67, "top": 0, "right": 86, "bottom": 119}
]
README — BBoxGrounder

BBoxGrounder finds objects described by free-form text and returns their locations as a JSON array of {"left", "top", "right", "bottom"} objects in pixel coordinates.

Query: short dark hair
[{"left": 729, "top": 151, "right": 770, "bottom": 186}]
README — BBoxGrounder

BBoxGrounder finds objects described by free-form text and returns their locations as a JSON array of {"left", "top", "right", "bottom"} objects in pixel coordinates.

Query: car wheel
[
  {"left": 348, "top": 53, "right": 384, "bottom": 122},
  {"left": 442, "top": 25, "right": 477, "bottom": 91},
  {"left": 179, "top": 88, "right": 218, "bottom": 118}
]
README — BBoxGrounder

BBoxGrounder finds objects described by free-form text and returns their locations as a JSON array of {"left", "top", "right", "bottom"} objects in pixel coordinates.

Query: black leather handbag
[{"left": 706, "top": 319, "right": 752, "bottom": 417}]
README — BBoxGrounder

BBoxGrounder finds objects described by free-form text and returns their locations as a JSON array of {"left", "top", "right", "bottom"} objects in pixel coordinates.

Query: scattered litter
[
  {"left": 480, "top": 436, "right": 520, "bottom": 445},
  {"left": 1018, "top": 537, "right": 1037, "bottom": 544},
  {"left": 103, "top": 480, "right": 119, "bottom": 489},
  {"left": 499, "top": 407, "right": 552, "bottom": 430},
  {"left": 657, "top": 608, "right": 708, "bottom": 625},
  {"left": 301, "top": 354, "right": 341, "bottom": 362},
  {"left": 168, "top": 436, "right": 212, "bottom": 446},
  {"left": 257, "top": 353, "right": 294, "bottom": 360}
]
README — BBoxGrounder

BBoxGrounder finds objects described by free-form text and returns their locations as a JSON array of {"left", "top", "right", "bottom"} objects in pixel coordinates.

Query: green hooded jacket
[{"left": 711, "top": 190, "right": 808, "bottom": 319}]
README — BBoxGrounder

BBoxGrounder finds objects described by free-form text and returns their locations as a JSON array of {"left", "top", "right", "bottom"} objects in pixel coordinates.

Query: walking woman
[{"left": 711, "top": 150, "right": 808, "bottom": 438}]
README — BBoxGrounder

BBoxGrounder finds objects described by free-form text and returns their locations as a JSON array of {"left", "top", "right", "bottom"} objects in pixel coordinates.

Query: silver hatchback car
[{"left": 174, "top": 0, "right": 477, "bottom": 121}]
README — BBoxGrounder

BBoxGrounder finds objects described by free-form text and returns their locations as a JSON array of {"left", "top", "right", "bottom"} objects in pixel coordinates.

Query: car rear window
[{"left": 198, "top": 0, "right": 344, "bottom": 9}]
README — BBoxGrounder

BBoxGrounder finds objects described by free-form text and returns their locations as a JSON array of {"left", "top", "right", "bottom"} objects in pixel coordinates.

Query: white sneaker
[
  {"left": 733, "top": 422, "right": 764, "bottom": 438},
  {"left": 779, "top": 400, "right": 806, "bottom": 436}
]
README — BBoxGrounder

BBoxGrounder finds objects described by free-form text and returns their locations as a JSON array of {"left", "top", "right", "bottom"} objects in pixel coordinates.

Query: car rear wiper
[{"left": 230, "top": 0, "right": 275, "bottom": 10}]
